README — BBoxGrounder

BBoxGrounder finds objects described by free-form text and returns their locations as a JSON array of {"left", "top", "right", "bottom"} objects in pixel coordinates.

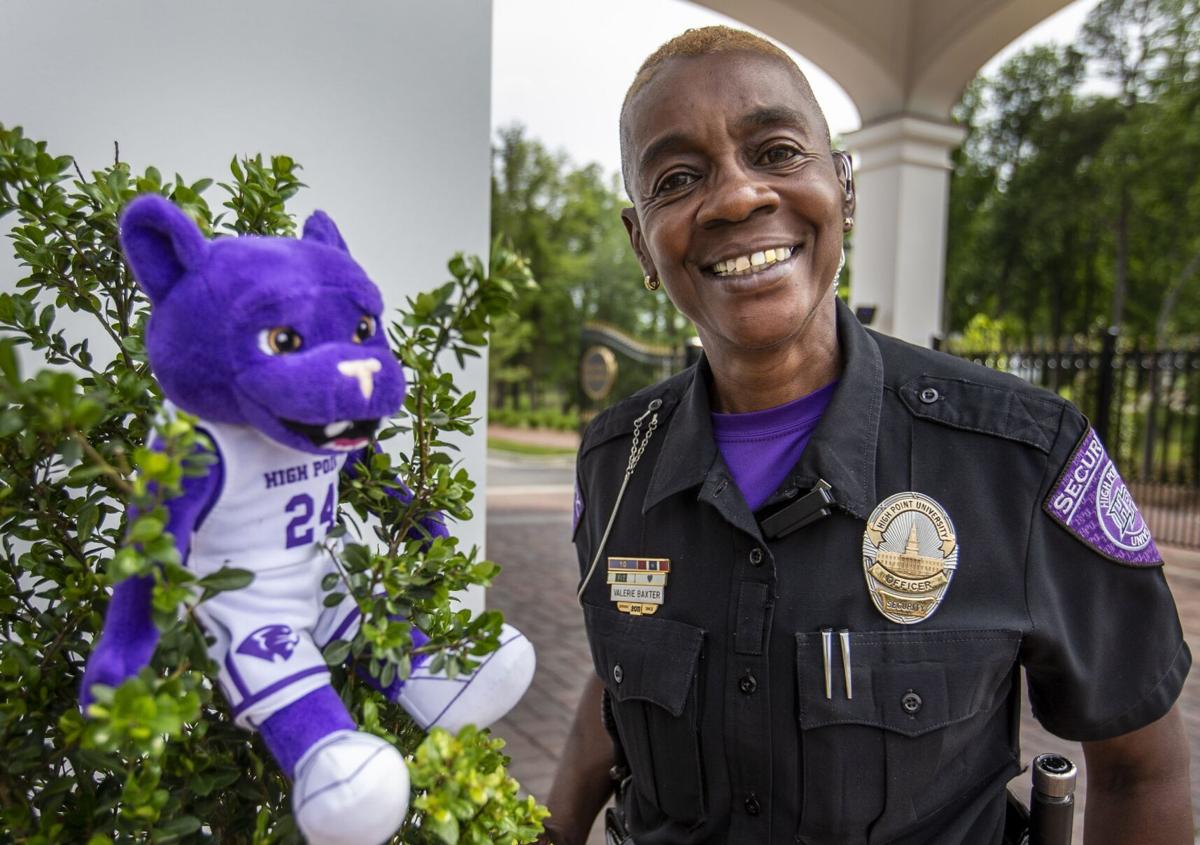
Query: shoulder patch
[
  {"left": 1044, "top": 427, "right": 1161, "bottom": 566},
  {"left": 573, "top": 479, "right": 585, "bottom": 536}
]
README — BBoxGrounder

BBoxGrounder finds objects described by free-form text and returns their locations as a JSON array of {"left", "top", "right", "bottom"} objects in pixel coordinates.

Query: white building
[{"left": 0, "top": 0, "right": 494, "bottom": 607}]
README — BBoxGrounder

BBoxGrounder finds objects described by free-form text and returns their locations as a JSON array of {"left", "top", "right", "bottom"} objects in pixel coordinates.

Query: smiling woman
[
  {"left": 618, "top": 45, "right": 854, "bottom": 413},
  {"left": 540, "top": 23, "right": 1192, "bottom": 845}
]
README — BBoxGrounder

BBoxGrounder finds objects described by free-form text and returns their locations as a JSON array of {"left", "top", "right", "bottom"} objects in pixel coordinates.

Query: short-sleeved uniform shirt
[{"left": 572, "top": 300, "right": 1189, "bottom": 844}]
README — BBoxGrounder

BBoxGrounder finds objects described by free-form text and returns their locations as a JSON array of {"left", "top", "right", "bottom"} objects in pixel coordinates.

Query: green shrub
[{"left": 0, "top": 125, "right": 545, "bottom": 844}]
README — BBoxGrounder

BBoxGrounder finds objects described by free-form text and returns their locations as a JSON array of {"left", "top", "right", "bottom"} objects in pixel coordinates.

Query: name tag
[{"left": 607, "top": 556, "right": 670, "bottom": 616}]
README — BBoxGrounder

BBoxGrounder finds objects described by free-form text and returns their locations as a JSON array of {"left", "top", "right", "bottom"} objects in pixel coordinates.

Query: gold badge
[
  {"left": 862, "top": 492, "right": 958, "bottom": 624},
  {"left": 607, "top": 557, "right": 670, "bottom": 615}
]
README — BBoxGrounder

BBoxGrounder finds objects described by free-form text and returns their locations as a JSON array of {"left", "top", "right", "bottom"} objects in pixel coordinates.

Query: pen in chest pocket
[{"left": 820, "top": 627, "right": 853, "bottom": 700}]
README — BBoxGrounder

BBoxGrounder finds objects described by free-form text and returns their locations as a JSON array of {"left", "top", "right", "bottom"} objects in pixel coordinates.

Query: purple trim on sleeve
[
  {"left": 711, "top": 381, "right": 837, "bottom": 511},
  {"left": 259, "top": 686, "right": 354, "bottom": 779},
  {"left": 1044, "top": 427, "right": 1161, "bottom": 565},
  {"left": 231, "top": 666, "right": 329, "bottom": 717},
  {"left": 329, "top": 606, "right": 361, "bottom": 645},
  {"left": 191, "top": 427, "right": 224, "bottom": 533},
  {"left": 144, "top": 431, "right": 223, "bottom": 566}
]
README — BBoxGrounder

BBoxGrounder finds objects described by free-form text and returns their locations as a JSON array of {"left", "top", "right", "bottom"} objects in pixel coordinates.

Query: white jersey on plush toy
[{"left": 186, "top": 411, "right": 345, "bottom": 577}]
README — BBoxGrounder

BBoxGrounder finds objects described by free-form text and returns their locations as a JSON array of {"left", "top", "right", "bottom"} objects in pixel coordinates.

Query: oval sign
[{"left": 580, "top": 345, "right": 618, "bottom": 401}]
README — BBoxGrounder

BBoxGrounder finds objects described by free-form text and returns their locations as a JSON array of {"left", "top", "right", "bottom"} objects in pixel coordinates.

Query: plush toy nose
[{"left": 337, "top": 358, "right": 382, "bottom": 399}]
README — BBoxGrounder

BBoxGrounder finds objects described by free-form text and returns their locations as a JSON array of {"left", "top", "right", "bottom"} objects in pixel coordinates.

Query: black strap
[
  {"left": 601, "top": 688, "right": 629, "bottom": 779},
  {"left": 760, "top": 480, "right": 835, "bottom": 540},
  {"left": 601, "top": 689, "right": 635, "bottom": 843}
]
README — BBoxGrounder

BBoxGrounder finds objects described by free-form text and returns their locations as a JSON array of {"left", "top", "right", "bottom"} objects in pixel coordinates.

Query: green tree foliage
[
  {"left": 490, "top": 125, "right": 692, "bottom": 410},
  {"left": 0, "top": 124, "right": 546, "bottom": 844},
  {"left": 946, "top": 0, "right": 1200, "bottom": 346}
]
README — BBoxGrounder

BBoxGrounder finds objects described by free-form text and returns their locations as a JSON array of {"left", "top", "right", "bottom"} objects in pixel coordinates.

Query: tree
[
  {"left": 0, "top": 125, "right": 546, "bottom": 844},
  {"left": 945, "top": 0, "right": 1200, "bottom": 345},
  {"left": 490, "top": 125, "right": 692, "bottom": 412}
]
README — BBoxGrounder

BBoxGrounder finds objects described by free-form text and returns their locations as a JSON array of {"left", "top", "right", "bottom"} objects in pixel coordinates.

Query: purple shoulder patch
[
  {"left": 1044, "top": 428, "right": 1161, "bottom": 566},
  {"left": 236, "top": 624, "right": 301, "bottom": 662},
  {"left": 573, "top": 481, "right": 585, "bottom": 536}
]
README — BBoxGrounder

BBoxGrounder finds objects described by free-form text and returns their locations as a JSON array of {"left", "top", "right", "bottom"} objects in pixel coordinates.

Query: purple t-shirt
[{"left": 711, "top": 381, "right": 838, "bottom": 511}]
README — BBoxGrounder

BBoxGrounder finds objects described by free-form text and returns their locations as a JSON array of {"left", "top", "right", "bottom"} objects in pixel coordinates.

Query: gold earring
[
  {"left": 644, "top": 274, "right": 660, "bottom": 291},
  {"left": 843, "top": 217, "right": 855, "bottom": 233}
]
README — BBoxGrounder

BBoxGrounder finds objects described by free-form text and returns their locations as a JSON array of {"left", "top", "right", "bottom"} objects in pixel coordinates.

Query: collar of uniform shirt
[{"left": 642, "top": 298, "right": 882, "bottom": 521}]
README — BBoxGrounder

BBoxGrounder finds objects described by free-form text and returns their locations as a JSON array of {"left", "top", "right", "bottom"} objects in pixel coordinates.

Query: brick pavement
[
  {"left": 486, "top": 468, "right": 1200, "bottom": 843},
  {"left": 488, "top": 424, "right": 582, "bottom": 451}
]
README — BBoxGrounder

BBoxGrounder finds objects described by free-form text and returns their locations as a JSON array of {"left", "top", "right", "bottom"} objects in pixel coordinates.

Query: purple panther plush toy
[{"left": 80, "top": 196, "right": 536, "bottom": 845}]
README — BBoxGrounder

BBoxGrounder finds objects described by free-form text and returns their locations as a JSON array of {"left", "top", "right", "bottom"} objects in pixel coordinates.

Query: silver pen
[
  {"left": 839, "top": 629, "right": 852, "bottom": 700},
  {"left": 821, "top": 627, "right": 833, "bottom": 699}
]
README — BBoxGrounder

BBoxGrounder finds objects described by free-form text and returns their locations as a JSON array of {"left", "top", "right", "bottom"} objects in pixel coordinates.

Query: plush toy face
[{"left": 120, "top": 196, "right": 405, "bottom": 455}]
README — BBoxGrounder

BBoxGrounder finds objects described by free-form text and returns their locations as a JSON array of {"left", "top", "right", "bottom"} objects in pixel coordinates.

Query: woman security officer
[{"left": 540, "top": 26, "right": 1191, "bottom": 845}]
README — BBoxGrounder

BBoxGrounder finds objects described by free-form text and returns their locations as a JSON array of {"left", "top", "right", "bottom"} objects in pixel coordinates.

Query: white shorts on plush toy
[
  {"left": 293, "top": 729, "right": 409, "bottom": 845},
  {"left": 399, "top": 623, "right": 536, "bottom": 733}
]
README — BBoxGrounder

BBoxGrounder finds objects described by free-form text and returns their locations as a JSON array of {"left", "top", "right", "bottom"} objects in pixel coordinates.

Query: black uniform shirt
[{"left": 572, "top": 299, "right": 1189, "bottom": 844}]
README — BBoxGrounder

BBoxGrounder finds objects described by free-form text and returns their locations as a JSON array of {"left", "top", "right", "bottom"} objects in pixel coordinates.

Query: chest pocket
[
  {"left": 584, "top": 603, "right": 707, "bottom": 828},
  {"left": 794, "top": 629, "right": 1021, "bottom": 844}
]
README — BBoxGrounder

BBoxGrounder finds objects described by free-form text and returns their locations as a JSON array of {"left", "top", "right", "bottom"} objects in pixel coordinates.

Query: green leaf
[
  {"left": 128, "top": 515, "right": 164, "bottom": 544},
  {"left": 0, "top": 339, "right": 20, "bottom": 385},
  {"left": 322, "top": 639, "right": 351, "bottom": 666},
  {"left": 196, "top": 566, "right": 254, "bottom": 593},
  {"left": 152, "top": 814, "right": 201, "bottom": 841}
]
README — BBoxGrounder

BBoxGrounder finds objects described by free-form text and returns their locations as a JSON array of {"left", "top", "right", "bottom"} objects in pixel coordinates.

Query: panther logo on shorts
[{"left": 236, "top": 624, "right": 301, "bottom": 662}]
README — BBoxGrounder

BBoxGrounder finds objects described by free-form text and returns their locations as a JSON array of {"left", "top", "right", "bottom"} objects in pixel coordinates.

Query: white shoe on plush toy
[
  {"left": 399, "top": 623, "right": 535, "bottom": 733},
  {"left": 293, "top": 729, "right": 409, "bottom": 845}
]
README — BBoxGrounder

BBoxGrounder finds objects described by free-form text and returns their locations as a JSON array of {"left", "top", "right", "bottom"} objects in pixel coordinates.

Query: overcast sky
[{"left": 492, "top": 0, "right": 1101, "bottom": 180}]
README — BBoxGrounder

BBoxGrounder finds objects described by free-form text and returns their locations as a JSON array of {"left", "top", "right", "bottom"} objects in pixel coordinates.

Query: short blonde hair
[{"left": 619, "top": 26, "right": 829, "bottom": 195}]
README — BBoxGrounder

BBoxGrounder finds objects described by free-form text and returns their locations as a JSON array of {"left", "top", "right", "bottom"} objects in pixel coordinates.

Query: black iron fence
[{"left": 952, "top": 338, "right": 1200, "bottom": 550}]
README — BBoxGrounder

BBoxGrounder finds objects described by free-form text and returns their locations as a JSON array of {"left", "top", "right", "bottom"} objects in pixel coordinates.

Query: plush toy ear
[
  {"left": 119, "top": 196, "right": 208, "bottom": 304},
  {"left": 302, "top": 210, "right": 350, "bottom": 253}
]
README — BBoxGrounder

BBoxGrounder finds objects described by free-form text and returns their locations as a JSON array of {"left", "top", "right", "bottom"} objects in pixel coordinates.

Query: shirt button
[
  {"left": 744, "top": 794, "right": 761, "bottom": 816},
  {"left": 919, "top": 387, "right": 940, "bottom": 404},
  {"left": 901, "top": 690, "right": 923, "bottom": 714},
  {"left": 612, "top": 663, "right": 624, "bottom": 685},
  {"left": 749, "top": 547, "right": 764, "bottom": 566},
  {"left": 738, "top": 672, "right": 757, "bottom": 695}
]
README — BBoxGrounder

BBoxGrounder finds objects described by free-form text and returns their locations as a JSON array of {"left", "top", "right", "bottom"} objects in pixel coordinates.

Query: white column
[
  {"left": 0, "top": 0, "right": 493, "bottom": 611},
  {"left": 843, "top": 116, "right": 966, "bottom": 347}
]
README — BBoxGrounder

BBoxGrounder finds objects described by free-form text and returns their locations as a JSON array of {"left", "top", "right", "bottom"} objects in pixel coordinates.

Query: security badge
[
  {"left": 862, "top": 492, "right": 958, "bottom": 624},
  {"left": 607, "top": 557, "right": 670, "bottom": 615}
]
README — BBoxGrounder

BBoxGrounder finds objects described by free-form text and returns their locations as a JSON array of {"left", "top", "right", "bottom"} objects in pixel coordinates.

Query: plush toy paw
[
  {"left": 80, "top": 639, "right": 155, "bottom": 710},
  {"left": 396, "top": 623, "right": 535, "bottom": 733},
  {"left": 80, "top": 575, "right": 160, "bottom": 710},
  {"left": 293, "top": 729, "right": 409, "bottom": 845}
]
